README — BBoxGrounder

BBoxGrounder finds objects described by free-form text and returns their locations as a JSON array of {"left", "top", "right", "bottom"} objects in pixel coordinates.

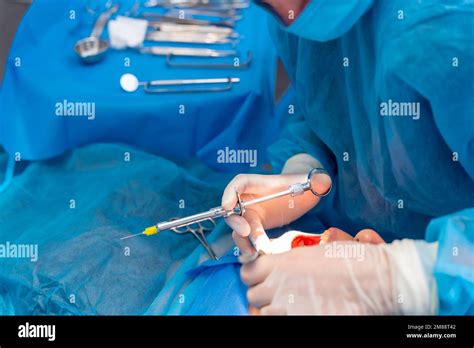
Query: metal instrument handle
[
  {"left": 181, "top": 48, "right": 236, "bottom": 58},
  {"left": 143, "top": 77, "right": 239, "bottom": 93},
  {"left": 141, "top": 13, "right": 235, "bottom": 28},
  {"left": 140, "top": 46, "right": 236, "bottom": 57},
  {"left": 91, "top": 4, "right": 119, "bottom": 38},
  {"left": 149, "top": 22, "right": 236, "bottom": 36},
  {"left": 166, "top": 8, "right": 240, "bottom": 20},
  {"left": 146, "top": 31, "right": 236, "bottom": 45},
  {"left": 144, "top": 0, "right": 250, "bottom": 10},
  {"left": 157, "top": 207, "right": 228, "bottom": 231},
  {"left": 168, "top": 218, "right": 219, "bottom": 260},
  {"left": 191, "top": 230, "right": 219, "bottom": 260},
  {"left": 167, "top": 51, "right": 252, "bottom": 69}
]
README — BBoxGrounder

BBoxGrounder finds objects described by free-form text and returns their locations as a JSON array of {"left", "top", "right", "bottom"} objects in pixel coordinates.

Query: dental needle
[
  {"left": 120, "top": 168, "right": 331, "bottom": 241},
  {"left": 120, "top": 232, "right": 145, "bottom": 240}
]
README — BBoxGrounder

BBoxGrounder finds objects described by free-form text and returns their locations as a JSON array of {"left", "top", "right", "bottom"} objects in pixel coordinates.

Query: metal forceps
[{"left": 169, "top": 218, "right": 218, "bottom": 259}]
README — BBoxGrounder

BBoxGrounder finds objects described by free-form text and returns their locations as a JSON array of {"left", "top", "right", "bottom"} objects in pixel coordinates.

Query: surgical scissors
[{"left": 169, "top": 218, "right": 218, "bottom": 259}]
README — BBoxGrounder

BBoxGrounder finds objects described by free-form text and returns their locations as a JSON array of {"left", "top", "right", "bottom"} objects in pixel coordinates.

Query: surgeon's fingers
[
  {"left": 260, "top": 305, "right": 286, "bottom": 315},
  {"left": 248, "top": 305, "right": 260, "bottom": 315},
  {"left": 245, "top": 210, "right": 272, "bottom": 253},
  {"left": 221, "top": 174, "right": 285, "bottom": 210},
  {"left": 321, "top": 227, "right": 354, "bottom": 243},
  {"left": 232, "top": 231, "right": 255, "bottom": 256},
  {"left": 355, "top": 229, "right": 385, "bottom": 244},
  {"left": 225, "top": 215, "right": 251, "bottom": 237},
  {"left": 240, "top": 254, "right": 277, "bottom": 286},
  {"left": 247, "top": 282, "right": 275, "bottom": 308},
  {"left": 222, "top": 174, "right": 257, "bottom": 210}
]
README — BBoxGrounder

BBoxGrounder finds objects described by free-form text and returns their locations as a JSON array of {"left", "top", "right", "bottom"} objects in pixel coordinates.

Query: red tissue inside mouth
[{"left": 291, "top": 235, "right": 321, "bottom": 249}]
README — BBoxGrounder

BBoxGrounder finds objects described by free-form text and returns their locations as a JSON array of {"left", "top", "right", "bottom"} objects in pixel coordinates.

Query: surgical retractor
[{"left": 120, "top": 168, "right": 332, "bottom": 240}]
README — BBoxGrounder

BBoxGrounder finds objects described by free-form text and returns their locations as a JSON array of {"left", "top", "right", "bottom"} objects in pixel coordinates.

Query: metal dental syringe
[{"left": 121, "top": 168, "right": 331, "bottom": 240}]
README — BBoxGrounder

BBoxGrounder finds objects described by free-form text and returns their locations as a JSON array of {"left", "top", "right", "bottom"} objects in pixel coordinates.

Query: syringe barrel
[
  {"left": 156, "top": 206, "right": 231, "bottom": 231},
  {"left": 156, "top": 184, "right": 311, "bottom": 232}
]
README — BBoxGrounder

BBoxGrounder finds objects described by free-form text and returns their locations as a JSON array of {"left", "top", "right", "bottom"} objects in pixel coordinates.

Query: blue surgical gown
[{"left": 263, "top": 0, "right": 474, "bottom": 314}]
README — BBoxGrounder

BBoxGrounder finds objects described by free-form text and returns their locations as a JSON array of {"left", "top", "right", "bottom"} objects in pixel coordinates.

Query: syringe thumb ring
[{"left": 308, "top": 167, "right": 332, "bottom": 197}]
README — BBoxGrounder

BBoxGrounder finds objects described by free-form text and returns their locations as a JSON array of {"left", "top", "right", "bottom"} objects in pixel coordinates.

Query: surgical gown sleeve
[
  {"left": 426, "top": 208, "right": 474, "bottom": 315},
  {"left": 383, "top": 7, "right": 474, "bottom": 180},
  {"left": 382, "top": 9, "right": 474, "bottom": 314},
  {"left": 264, "top": 0, "right": 373, "bottom": 174},
  {"left": 266, "top": 24, "right": 335, "bottom": 175},
  {"left": 267, "top": 110, "right": 336, "bottom": 174}
]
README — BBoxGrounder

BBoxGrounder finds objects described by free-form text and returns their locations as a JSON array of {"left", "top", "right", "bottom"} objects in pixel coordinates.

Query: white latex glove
[
  {"left": 242, "top": 241, "right": 392, "bottom": 315},
  {"left": 222, "top": 171, "right": 332, "bottom": 254},
  {"left": 242, "top": 239, "right": 436, "bottom": 315}
]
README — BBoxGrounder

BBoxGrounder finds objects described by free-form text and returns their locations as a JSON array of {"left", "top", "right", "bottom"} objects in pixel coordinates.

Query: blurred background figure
[{"left": 0, "top": 0, "right": 31, "bottom": 82}]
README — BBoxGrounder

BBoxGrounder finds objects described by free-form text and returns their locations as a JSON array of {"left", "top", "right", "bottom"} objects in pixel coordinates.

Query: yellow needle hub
[{"left": 143, "top": 226, "right": 158, "bottom": 236}]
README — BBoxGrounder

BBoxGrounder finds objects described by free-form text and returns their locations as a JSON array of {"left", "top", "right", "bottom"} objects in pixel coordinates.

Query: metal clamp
[{"left": 169, "top": 217, "right": 218, "bottom": 260}]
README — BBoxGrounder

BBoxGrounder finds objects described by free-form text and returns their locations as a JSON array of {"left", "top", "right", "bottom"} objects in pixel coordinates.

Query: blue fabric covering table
[
  {"left": 0, "top": 144, "right": 247, "bottom": 315},
  {"left": 0, "top": 0, "right": 278, "bottom": 172},
  {"left": 1, "top": 143, "right": 317, "bottom": 315},
  {"left": 0, "top": 1, "right": 283, "bottom": 315}
]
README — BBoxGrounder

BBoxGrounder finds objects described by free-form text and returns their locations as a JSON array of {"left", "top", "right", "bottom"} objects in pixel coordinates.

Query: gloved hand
[
  {"left": 242, "top": 239, "right": 434, "bottom": 315},
  {"left": 242, "top": 241, "right": 392, "bottom": 315},
  {"left": 222, "top": 172, "right": 332, "bottom": 254}
]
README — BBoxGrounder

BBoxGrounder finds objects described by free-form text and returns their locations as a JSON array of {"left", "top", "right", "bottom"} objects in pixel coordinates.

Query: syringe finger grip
[{"left": 289, "top": 183, "right": 305, "bottom": 196}]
